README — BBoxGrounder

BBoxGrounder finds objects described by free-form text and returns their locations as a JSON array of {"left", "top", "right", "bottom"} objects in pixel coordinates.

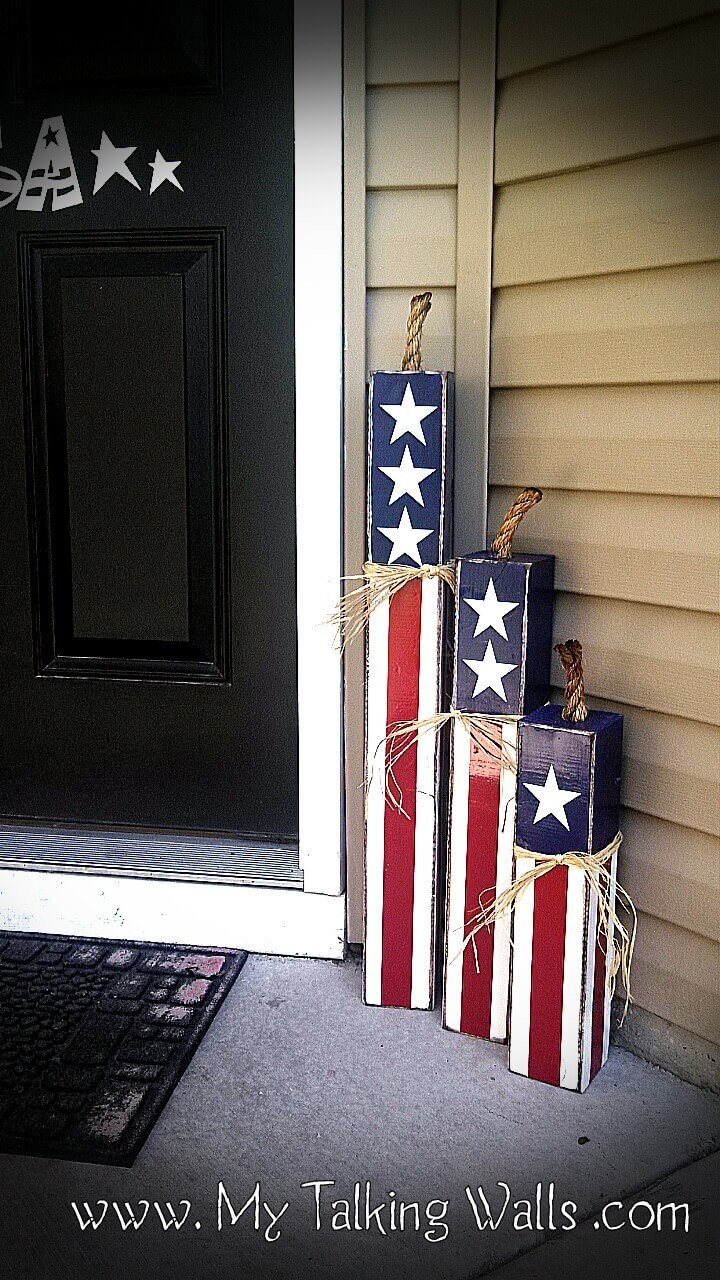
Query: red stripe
[
  {"left": 460, "top": 729, "right": 502, "bottom": 1039},
  {"left": 528, "top": 866, "right": 568, "bottom": 1085},
  {"left": 590, "top": 926, "right": 608, "bottom": 1079},
  {"left": 381, "top": 579, "right": 422, "bottom": 1007}
]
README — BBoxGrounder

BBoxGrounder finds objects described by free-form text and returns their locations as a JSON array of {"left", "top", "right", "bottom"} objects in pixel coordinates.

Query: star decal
[
  {"left": 91, "top": 132, "right": 141, "bottom": 195},
  {"left": 43, "top": 126, "right": 59, "bottom": 147},
  {"left": 380, "top": 383, "right": 436, "bottom": 446},
  {"left": 464, "top": 578, "right": 519, "bottom": 640},
  {"left": 463, "top": 640, "right": 517, "bottom": 701},
  {"left": 523, "top": 765, "right": 581, "bottom": 831},
  {"left": 149, "top": 149, "right": 183, "bottom": 195},
  {"left": 377, "top": 506, "right": 434, "bottom": 566},
  {"left": 379, "top": 445, "right": 435, "bottom": 506}
]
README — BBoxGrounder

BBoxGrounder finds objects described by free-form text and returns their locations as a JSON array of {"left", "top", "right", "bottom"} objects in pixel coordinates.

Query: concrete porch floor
[{"left": 1, "top": 951, "right": 718, "bottom": 1280}]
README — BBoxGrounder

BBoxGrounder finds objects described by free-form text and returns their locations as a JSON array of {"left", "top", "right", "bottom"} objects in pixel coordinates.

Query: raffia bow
[
  {"left": 330, "top": 561, "right": 455, "bottom": 651},
  {"left": 370, "top": 708, "right": 518, "bottom": 819},
  {"left": 461, "top": 833, "right": 637, "bottom": 1023}
]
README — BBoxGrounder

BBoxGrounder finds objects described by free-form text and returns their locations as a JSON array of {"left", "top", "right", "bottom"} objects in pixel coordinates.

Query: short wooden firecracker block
[
  {"left": 443, "top": 552, "right": 555, "bottom": 1042},
  {"left": 364, "top": 369, "right": 453, "bottom": 1010},
  {"left": 509, "top": 705, "right": 623, "bottom": 1091}
]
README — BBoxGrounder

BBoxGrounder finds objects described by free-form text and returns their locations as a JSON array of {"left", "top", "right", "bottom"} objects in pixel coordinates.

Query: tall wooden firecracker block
[
  {"left": 443, "top": 549, "right": 555, "bottom": 1041},
  {"left": 363, "top": 369, "right": 454, "bottom": 1009},
  {"left": 510, "top": 704, "right": 623, "bottom": 1091}
]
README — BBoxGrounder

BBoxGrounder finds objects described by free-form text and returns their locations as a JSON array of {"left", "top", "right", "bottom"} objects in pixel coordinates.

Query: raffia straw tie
[
  {"left": 373, "top": 708, "right": 519, "bottom": 820},
  {"left": 329, "top": 561, "right": 455, "bottom": 651},
  {"left": 461, "top": 833, "right": 637, "bottom": 1023}
]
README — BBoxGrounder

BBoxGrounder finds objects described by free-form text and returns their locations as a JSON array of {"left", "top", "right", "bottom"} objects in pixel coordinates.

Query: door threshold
[
  {"left": 0, "top": 822, "right": 303, "bottom": 889},
  {"left": 0, "top": 867, "right": 345, "bottom": 959}
]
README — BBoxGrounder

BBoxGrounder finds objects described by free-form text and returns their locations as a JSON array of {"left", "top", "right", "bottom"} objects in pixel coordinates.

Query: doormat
[{"left": 0, "top": 931, "right": 247, "bottom": 1166}]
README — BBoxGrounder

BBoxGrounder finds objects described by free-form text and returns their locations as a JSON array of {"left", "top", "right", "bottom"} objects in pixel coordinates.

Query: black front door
[{"left": 0, "top": 1, "right": 298, "bottom": 841}]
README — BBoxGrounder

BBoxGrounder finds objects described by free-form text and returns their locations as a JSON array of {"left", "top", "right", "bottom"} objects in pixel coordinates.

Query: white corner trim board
[
  {"left": 294, "top": 0, "right": 345, "bottom": 897},
  {"left": 0, "top": 870, "right": 346, "bottom": 961}
]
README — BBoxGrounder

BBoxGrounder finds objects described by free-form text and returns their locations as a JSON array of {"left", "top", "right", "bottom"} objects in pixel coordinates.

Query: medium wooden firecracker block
[
  {"left": 363, "top": 369, "right": 453, "bottom": 1010},
  {"left": 509, "top": 705, "right": 623, "bottom": 1091},
  {"left": 443, "top": 552, "right": 555, "bottom": 1041}
]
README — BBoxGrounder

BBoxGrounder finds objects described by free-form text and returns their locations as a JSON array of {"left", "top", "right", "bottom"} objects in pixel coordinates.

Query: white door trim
[
  {"left": 294, "top": 0, "right": 345, "bottom": 898},
  {"left": 0, "top": 870, "right": 345, "bottom": 960}
]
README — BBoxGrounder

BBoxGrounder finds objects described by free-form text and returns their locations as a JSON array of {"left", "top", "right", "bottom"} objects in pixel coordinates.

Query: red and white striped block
[
  {"left": 443, "top": 718, "right": 517, "bottom": 1041},
  {"left": 509, "top": 851, "right": 618, "bottom": 1091},
  {"left": 363, "top": 576, "right": 448, "bottom": 1009},
  {"left": 509, "top": 704, "right": 623, "bottom": 1090}
]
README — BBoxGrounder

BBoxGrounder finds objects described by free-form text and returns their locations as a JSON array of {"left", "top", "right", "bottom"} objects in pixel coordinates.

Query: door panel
[
  {"left": 0, "top": 1, "right": 298, "bottom": 841},
  {"left": 21, "top": 231, "right": 229, "bottom": 682}
]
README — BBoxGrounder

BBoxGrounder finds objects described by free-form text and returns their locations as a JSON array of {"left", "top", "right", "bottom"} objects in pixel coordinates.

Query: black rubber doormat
[{"left": 0, "top": 931, "right": 246, "bottom": 1166}]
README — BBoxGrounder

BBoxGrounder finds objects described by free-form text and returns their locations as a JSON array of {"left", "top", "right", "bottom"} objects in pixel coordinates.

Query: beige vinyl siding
[
  {"left": 492, "top": 3, "right": 720, "bottom": 1042},
  {"left": 365, "top": 2, "right": 460, "bottom": 373}
]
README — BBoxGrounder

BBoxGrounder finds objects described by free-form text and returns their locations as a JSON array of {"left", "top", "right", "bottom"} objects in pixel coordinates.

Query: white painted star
[
  {"left": 380, "top": 383, "right": 437, "bottom": 445},
  {"left": 523, "top": 765, "right": 581, "bottom": 831},
  {"left": 377, "top": 506, "right": 434, "bottom": 566},
  {"left": 149, "top": 149, "right": 183, "bottom": 195},
  {"left": 464, "top": 578, "right": 519, "bottom": 640},
  {"left": 463, "top": 639, "right": 517, "bottom": 701},
  {"left": 91, "top": 132, "right": 140, "bottom": 194},
  {"left": 379, "top": 445, "right": 435, "bottom": 506}
]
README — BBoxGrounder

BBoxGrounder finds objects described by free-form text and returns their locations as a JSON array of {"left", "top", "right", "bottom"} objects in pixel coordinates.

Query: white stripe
[
  {"left": 580, "top": 884, "right": 598, "bottom": 1092},
  {"left": 489, "top": 719, "right": 518, "bottom": 1042},
  {"left": 363, "top": 600, "right": 390, "bottom": 1005},
  {"left": 603, "top": 850, "right": 619, "bottom": 1063},
  {"left": 559, "top": 865, "right": 587, "bottom": 1091},
  {"left": 411, "top": 577, "right": 442, "bottom": 1009},
  {"left": 508, "top": 856, "right": 534, "bottom": 1077},
  {"left": 443, "top": 718, "right": 471, "bottom": 1031}
]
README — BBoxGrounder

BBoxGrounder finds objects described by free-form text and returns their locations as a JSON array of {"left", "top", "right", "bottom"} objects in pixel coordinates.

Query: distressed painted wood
[
  {"left": 444, "top": 717, "right": 517, "bottom": 1042},
  {"left": 364, "top": 370, "right": 454, "bottom": 1010},
  {"left": 453, "top": 554, "right": 555, "bottom": 717},
  {"left": 443, "top": 547, "right": 555, "bottom": 1042},
  {"left": 509, "top": 706, "right": 624, "bottom": 1090}
]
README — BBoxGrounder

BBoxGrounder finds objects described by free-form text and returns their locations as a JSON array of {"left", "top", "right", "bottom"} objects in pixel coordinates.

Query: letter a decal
[{"left": 18, "top": 115, "right": 83, "bottom": 212}]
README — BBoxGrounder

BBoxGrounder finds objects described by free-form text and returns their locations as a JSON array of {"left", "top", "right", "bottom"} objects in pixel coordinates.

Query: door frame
[
  {"left": 0, "top": 0, "right": 346, "bottom": 959},
  {"left": 295, "top": 0, "right": 344, "bottom": 899}
]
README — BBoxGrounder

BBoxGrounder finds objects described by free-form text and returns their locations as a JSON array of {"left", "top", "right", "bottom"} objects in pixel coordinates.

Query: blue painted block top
[
  {"left": 516, "top": 704, "right": 624, "bottom": 856},
  {"left": 367, "top": 371, "right": 453, "bottom": 566},
  {"left": 453, "top": 553, "right": 555, "bottom": 715}
]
